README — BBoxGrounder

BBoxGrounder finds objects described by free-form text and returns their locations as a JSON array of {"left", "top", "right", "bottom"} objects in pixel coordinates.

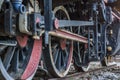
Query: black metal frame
[
  {"left": 29, "top": 13, "right": 42, "bottom": 37},
  {"left": 44, "top": 0, "right": 53, "bottom": 44},
  {"left": 4, "top": 2, "right": 16, "bottom": 36},
  {"left": 43, "top": 0, "right": 108, "bottom": 62}
]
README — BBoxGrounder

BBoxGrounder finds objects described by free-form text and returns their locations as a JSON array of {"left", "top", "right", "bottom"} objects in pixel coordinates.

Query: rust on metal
[{"left": 54, "top": 18, "right": 59, "bottom": 29}]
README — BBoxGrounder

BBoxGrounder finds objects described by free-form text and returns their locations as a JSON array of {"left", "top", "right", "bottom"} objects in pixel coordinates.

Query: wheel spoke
[
  {"left": 0, "top": 46, "right": 7, "bottom": 54},
  {"left": 61, "top": 51, "right": 65, "bottom": 66},
  {"left": 52, "top": 44, "right": 58, "bottom": 52},
  {"left": 61, "top": 51, "right": 66, "bottom": 69},
  {"left": 62, "top": 48, "right": 69, "bottom": 69},
  {"left": 19, "top": 50, "right": 25, "bottom": 62},
  {"left": 11, "top": 48, "right": 19, "bottom": 72},
  {"left": 54, "top": 49, "right": 59, "bottom": 64},
  {"left": 24, "top": 45, "right": 29, "bottom": 52},
  {"left": 57, "top": 50, "right": 62, "bottom": 70},
  {"left": 3, "top": 47, "right": 15, "bottom": 71},
  {"left": 65, "top": 48, "right": 69, "bottom": 60},
  {"left": 77, "top": 42, "right": 82, "bottom": 62}
]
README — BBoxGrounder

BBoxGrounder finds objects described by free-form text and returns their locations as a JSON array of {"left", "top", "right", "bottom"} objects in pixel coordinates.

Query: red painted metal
[
  {"left": 67, "top": 41, "right": 73, "bottom": 68},
  {"left": 54, "top": 18, "right": 59, "bottom": 29},
  {"left": 104, "top": 0, "right": 108, "bottom": 3},
  {"left": 36, "top": 17, "right": 40, "bottom": 23},
  {"left": 16, "top": 35, "right": 28, "bottom": 48},
  {"left": 21, "top": 37, "right": 42, "bottom": 79},
  {"left": 85, "top": 43, "right": 88, "bottom": 49},
  {"left": 112, "top": 12, "right": 120, "bottom": 20},
  {"left": 60, "top": 39, "right": 66, "bottom": 50},
  {"left": 49, "top": 29, "right": 88, "bottom": 43}
]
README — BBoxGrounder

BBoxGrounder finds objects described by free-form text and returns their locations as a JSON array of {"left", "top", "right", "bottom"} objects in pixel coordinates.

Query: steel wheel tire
[
  {"left": 43, "top": 35, "right": 73, "bottom": 77},
  {"left": 73, "top": 26, "right": 90, "bottom": 72}
]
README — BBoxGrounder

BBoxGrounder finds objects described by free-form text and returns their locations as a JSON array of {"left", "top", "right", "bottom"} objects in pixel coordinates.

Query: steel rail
[{"left": 49, "top": 64, "right": 117, "bottom": 80}]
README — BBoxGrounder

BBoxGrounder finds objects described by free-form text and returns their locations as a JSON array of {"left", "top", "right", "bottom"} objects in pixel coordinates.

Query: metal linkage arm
[
  {"left": 49, "top": 29, "right": 88, "bottom": 43},
  {"left": 40, "top": 19, "right": 94, "bottom": 29},
  {"left": 58, "top": 20, "right": 94, "bottom": 28}
]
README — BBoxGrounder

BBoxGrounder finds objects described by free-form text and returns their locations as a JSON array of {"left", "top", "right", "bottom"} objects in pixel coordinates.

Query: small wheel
[
  {"left": 43, "top": 6, "right": 73, "bottom": 77},
  {"left": 73, "top": 26, "right": 90, "bottom": 72},
  {"left": 0, "top": 36, "right": 42, "bottom": 80}
]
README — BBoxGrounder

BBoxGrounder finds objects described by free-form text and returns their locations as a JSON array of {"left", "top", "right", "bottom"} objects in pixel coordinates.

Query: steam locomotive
[{"left": 0, "top": 0, "right": 120, "bottom": 79}]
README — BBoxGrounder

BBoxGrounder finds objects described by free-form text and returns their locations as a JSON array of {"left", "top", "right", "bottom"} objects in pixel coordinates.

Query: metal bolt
[
  {"left": 12, "top": 15, "right": 16, "bottom": 19},
  {"left": 110, "top": 30, "right": 113, "bottom": 35},
  {"left": 33, "top": 35, "right": 40, "bottom": 39},
  {"left": 107, "top": 46, "right": 112, "bottom": 51},
  {"left": 12, "top": 24, "right": 16, "bottom": 28}
]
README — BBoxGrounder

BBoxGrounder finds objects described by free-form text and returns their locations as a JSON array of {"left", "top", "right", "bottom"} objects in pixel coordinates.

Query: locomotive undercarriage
[{"left": 0, "top": 0, "right": 119, "bottom": 79}]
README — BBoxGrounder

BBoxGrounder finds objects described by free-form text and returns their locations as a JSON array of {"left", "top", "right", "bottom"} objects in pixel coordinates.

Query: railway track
[
  {"left": 33, "top": 56, "right": 120, "bottom": 80},
  {"left": 33, "top": 62, "right": 119, "bottom": 80},
  {"left": 48, "top": 64, "right": 117, "bottom": 80},
  {"left": 111, "top": 68, "right": 120, "bottom": 73}
]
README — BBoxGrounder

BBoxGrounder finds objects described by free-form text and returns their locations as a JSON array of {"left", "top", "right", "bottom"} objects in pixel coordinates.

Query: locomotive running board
[{"left": 49, "top": 29, "right": 88, "bottom": 43}]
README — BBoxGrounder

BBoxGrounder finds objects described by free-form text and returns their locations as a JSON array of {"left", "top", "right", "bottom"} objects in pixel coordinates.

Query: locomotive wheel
[
  {"left": 43, "top": 6, "right": 73, "bottom": 77},
  {"left": 0, "top": 36, "right": 42, "bottom": 80},
  {"left": 73, "top": 27, "right": 90, "bottom": 72}
]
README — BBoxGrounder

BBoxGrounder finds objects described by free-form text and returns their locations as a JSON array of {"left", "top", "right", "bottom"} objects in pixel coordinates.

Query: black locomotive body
[{"left": 0, "top": 0, "right": 119, "bottom": 79}]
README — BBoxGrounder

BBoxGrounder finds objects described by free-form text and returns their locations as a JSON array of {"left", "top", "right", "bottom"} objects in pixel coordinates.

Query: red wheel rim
[{"left": 21, "top": 37, "right": 42, "bottom": 79}]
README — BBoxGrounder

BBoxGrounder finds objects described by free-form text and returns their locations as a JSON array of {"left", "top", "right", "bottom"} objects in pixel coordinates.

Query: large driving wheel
[
  {"left": 0, "top": 36, "right": 42, "bottom": 80},
  {"left": 43, "top": 6, "right": 73, "bottom": 77},
  {"left": 73, "top": 26, "right": 90, "bottom": 72}
]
